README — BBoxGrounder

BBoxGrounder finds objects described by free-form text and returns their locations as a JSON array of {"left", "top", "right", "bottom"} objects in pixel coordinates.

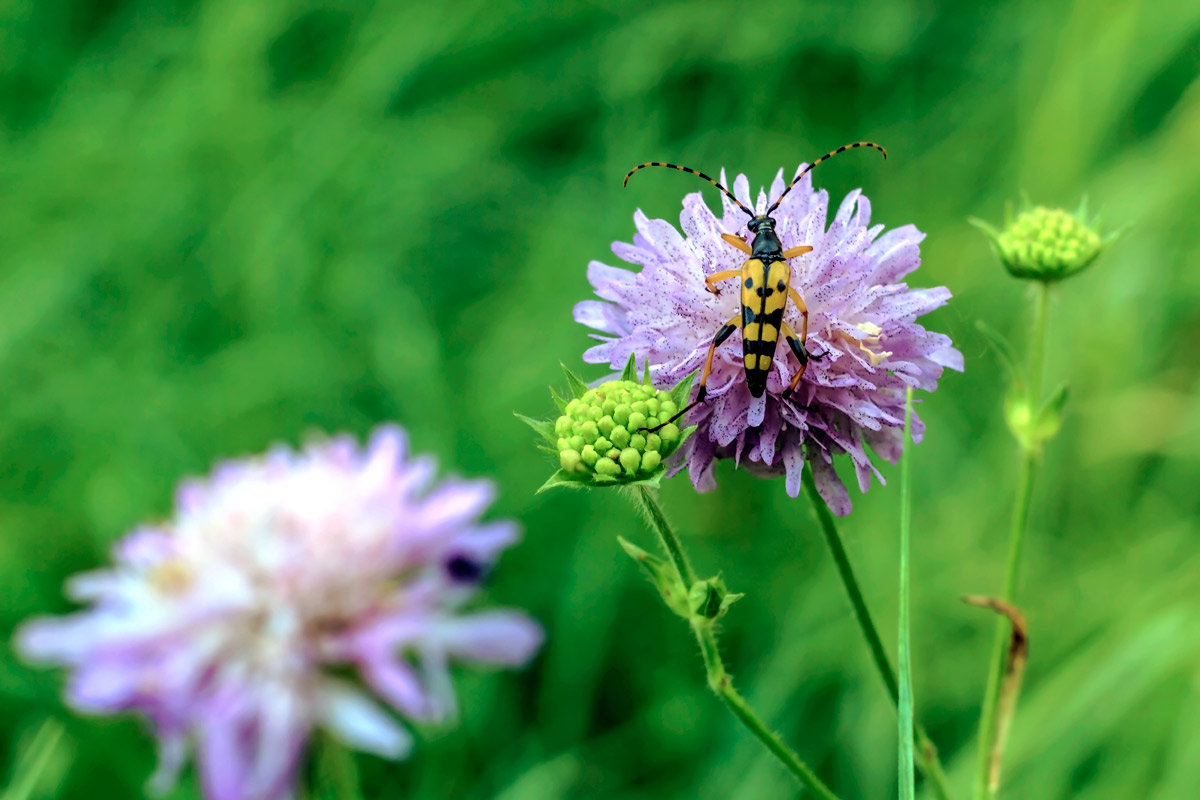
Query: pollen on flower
[
  {"left": 16, "top": 426, "right": 543, "bottom": 800},
  {"left": 574, "top": 165, "right": 962, "bottom": 514}
]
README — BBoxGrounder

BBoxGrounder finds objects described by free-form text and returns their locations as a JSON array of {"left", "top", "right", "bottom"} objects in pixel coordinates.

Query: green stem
[
  {"left": 898, "top": 387, "right": 916, "bottom": 800},
  {"left": 317, "top": 736, "right": 364, "bottom": 800},
  {"left": 632, "top": 486, "right": 841, "bottom": 800},
  {"left": 801, "top": 468, "right": 954, "bottom": 800},
  {"left": 973, "top": 281, "right": 1049, "bottom": 800}
]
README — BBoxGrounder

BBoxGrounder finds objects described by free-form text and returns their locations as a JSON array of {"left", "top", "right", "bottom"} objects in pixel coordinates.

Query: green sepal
[
  {"left": 642, "top": 356, "right": 654, "bottom": 386},
  {"left": 1033, "top": 382, "right": 1069, "bottom": 443},
  {"left": 560, "top": 363, "right": 591, "bottom": 399},
  {"left": 535, "top": 469, "right": 591, "bottom": 494},
  {"left": 974, "top": 320, "right": 1022, "bottom": 390},
  {"left": 1004, "top": 382, "right": 1070, "bottom": 453},
  {"left": 687, "top": 573, "right": 744, "bottom": 623},
  {"left": 620, "top": 352, "right": 639, "bottom": 382},
  {"left": 548, "top": 385, "right": 570, "bottom": 415},
  {"left": 515, "top": 412, "right": 556, "bottom": 444},
  {"left": 618, "top": 536, "right": 690, "bottom": 618},
  {"left": 669, "top": 370, "right": 698, "bottom": 408},
  {"left": 967, "top": 216, "right": 1003, "bottom": 242}
]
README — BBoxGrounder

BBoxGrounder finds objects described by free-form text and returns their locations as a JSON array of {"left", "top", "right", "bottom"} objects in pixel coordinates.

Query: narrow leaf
[
  {"left": 975, "top": 319, "right": 1022, "bottom": 389},
  {"left": 963, "top": 596, "right": 1029, "bottom": 796},
  {"left": 548, "top": 385, "right": 570, "bottom": 415},
  {"left": 535, "top": 470, "right": 587, "bottom": 494},
  {"left": 897, "top": 386, "right": 916, "bottom": 800},
  {"left": 514, "top": 413, "right": 556, "bottom": 444},
  {"left": 560, "top": 364, "right": 591, "bottom": 399},
  {"left": 620, "top": 352, "right": 639, "bottom": 382}
]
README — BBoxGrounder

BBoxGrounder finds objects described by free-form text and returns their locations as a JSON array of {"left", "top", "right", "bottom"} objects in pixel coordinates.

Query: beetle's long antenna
[
  {"left": 624, "top": 162, "right": 755, "bottom": 219},
  {"left": 766, "top": 141, "right": 887, "bottom": 215}
]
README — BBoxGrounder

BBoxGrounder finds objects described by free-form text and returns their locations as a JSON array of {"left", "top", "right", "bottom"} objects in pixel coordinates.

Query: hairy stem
[
  {"left": 801, "top": 469, "right": 954, "bottom": 800},
  {"left": 898, "top": 386, "right": 916, "bottom": 800},
  {"left": 633, "top": 486, "right": 841, "bottom": 800},
  {"left": 974, "top": 281, "right": 1049, "bottom": 800}
]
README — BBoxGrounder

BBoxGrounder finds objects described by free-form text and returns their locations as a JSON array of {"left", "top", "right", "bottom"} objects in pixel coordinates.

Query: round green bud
[
  {"left": 644, "top": 416, "right": 660, "bottom": 429},
  {"left": 659, "top": 399, "right": 677, "bottom": 417},
  {"left": 580, "top": 445, "right": 599, "bottom": 467},
  {"left": 993, "top": 205, "right": 1105, "bottom": 282},
  {"left": 613, "top": 404, "right": 631, "bottom": 426},
  {"left": 619, "top": 448, "right": 641, "bottom": 474},
  {"left": 565, "top": 399, "right": 582, "bottom": 418},
  {"left": 602, "top": 399, "right": 618, "bottom": 414},
  {"left": 645, "top": 397, "right": 660, "bottom": 416},
  {"left": 641, "top": 450, "right": 661, "bottom": 472},
  {"left": 609, "top": 425, "right": 630, "bottom": 449},
  {"left": 577, "top": 420, "right": 599, "bottom": 444},
  {"left": 560, "top": 449, "right": 582, "bottom": 472},
  {"left": 630, "top": 433, "right": 646, "bottom": 452},
  {"left": 594, "top": 436, "right": 613, "bottom": 453},
  {"left": 594, "top": 457, "right": 621, "bottom": 477},
  {"left": 627, "top": 411, "right": 647, "bottom": 431},
  {"left": 606, "top": 448, "right": 620, "bottom": 460},
  {"left": 659, "top": 423, "right": 680, "bottom": 444},
  {"left": 598, "top": 415, "right": 615, "bottom": 436},
  {"left": 645, "top": 432, "right": 662, "bottom": 452},
  {"left": 554, "top": 416, "right": 572, "bottom": 437},
  {"left": 630, "top": 400, "right": 648, "bottom": 415},
  {"left": 568, "top": 434, "right": 585, "bottom": 452},
  {"left": 586, "top": 405, "right": 603, "bottom": 421}
]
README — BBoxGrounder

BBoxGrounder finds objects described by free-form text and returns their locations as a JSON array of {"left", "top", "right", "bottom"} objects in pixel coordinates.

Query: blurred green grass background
[{"left": 1, "top": 1, "right": 1198, "bottom": 798}]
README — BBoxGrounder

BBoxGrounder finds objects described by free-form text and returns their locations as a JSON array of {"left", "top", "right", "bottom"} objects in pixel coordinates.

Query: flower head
[
  {"left": 520, "top": 358, "right": 694, "bottom": 491},
  {"left": 971, "top": 199, "right": 1115, "bottom": 282},
  {"left": 17, "top": 426, "right": 542, "bottom": 800},
  {"left": 575, "top": 166, "right": 962, "bottom": 514}
]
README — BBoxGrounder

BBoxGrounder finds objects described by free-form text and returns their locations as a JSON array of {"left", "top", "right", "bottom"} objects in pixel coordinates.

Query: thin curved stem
[
  {"left": 632, "top": 486, "right": 841, "bottom": 800},
  {"left": 898, "top": 386, "right": 916, "bottom": 800},
  {"left": 801, "top": 469, "right": 954, "bottom": 800},
  {"left": 974, "top": 282, "right": 1049, "bottom": 800}
]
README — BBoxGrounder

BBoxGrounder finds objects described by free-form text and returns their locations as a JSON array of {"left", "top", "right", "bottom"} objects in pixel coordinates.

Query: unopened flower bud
[
  {"left": 972, "top": 201, "right": 1114, "bottom": 283},
  {"left": 522, "top": 361, "right": 696, "bottom": 491}
]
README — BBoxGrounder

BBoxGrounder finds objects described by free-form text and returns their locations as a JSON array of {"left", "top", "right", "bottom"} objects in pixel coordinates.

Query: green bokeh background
[{"left": 2, "top": 1, "right": 1198, "bottom": 798}]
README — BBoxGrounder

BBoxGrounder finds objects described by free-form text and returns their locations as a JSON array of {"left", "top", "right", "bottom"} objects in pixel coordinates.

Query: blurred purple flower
[
  {"left": 575, "top": 167, "right": 962, "bottom": 515},
  {"left": 17, "top": 427, "right": 542, "bottom": 800}
]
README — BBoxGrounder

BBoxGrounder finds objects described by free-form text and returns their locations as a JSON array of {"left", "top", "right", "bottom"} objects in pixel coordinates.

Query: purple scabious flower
[
  {"left": 17, "top": 426, "right": 542, "bottom": 800},
  {"left": 575, "top": 167, "right": 962, "bottom": 515}
]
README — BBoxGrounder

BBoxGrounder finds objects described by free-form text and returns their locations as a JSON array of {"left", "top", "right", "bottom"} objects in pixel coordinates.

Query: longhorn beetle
[{"left": 623, "top": 141, "right": 887, "bottom": 431}]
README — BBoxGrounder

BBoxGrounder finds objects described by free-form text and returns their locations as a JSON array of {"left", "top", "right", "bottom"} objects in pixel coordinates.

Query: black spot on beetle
[
  {"left": 744, "top": 277, "right": 754, "bottom": 288},
  {"left": 776, "top": 280, "right": 786, "bottom": 291}
]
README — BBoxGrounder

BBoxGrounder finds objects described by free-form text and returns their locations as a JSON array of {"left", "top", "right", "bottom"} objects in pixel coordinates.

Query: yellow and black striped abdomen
[{"left": 740, "top": 258, "right": 790, "bottom": 398}]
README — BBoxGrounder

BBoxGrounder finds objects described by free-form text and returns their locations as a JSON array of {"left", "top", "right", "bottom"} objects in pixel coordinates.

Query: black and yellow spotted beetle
[{"left": 624, "top": 141, "right": 886, "bottom": 428}]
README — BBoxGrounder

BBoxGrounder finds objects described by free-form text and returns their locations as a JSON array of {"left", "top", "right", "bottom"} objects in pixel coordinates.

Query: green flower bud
[
  {"left": 578, "top": 420, "right": 599, "bottom": 443},
  {"left": 595, "top": 456, "right": 621, "bottom": 477},
  {"left": 971, "top": 201, "right": 1114, "bottom": 283},
  {"left": 560, "top": 449, "right": 582, "bottom": 472},
  {"left": 688, "top": 574, "right": 744, "bottom": 622},
  {"left": 619, "top": 447, "right": 641, "bottom": 474},
  {"left": 525, "top": 367, "right": 696, "bottom": 492}
]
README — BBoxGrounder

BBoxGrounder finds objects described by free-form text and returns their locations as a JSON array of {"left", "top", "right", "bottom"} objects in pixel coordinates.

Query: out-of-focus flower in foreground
[
  {"left": 17, "top": 426, "right": 542, "bottom": 800},
  {"left": 575, "top": 167, "right": 962, "bottom": 514}
]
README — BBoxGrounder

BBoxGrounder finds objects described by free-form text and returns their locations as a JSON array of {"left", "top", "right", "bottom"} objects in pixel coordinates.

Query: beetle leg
[
  {"left": 641, "top": 314, "right": 740, "bottom": 433},
  {"left": 704, "top": 268, "right": 742, "bottom": 295},
  {"left": 720, "top": 233, "right": 753, "bottom": 254},
  {"left": 782, "top": 244, "right": 813, "bottom": 259}
]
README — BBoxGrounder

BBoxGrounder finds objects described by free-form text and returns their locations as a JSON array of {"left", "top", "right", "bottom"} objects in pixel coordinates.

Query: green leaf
[
  {"left": 535, "top": 470, "right": 588, "bottom": 494},
  {"left": 669, "top": 370, "right": 698, "bottom": 407},
  {"left": 1033, "top": 382, "right": 1070, "bottom": 442},
  {"left": 620, "top": 352, "right": 638, "bottom": 382},
  {"left": 548, "top": 385, "right": 570, "bottom": 415},
  {"left": 560, "top": 363, "right": 591, "bottom": 399},
  {"left": 1, "top": 718, "right": 69, "bottom": 800},
  {"left": 967, "top": 216, "right": 1003, "bottom": 242},
  {"left": 897, "top": 386, "right": 917, "bottom": 800},
  {"left": 642, "top": 355, "right": 654, "bottom": 386},
  {"left": 975, "top": 320, "right": 1022, "bottom": 390},
  {"left": 514, "top": 412, "right": 556, "bottom": 444},
  {"left": 618, "top": 536, "right": 689, "bottom": 618}
]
